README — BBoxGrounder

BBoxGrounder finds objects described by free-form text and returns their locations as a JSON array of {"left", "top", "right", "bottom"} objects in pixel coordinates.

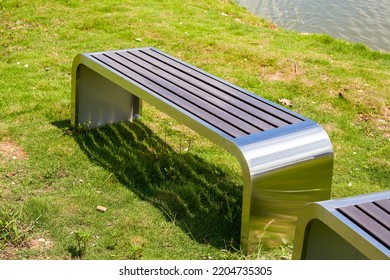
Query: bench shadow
[{"left": 55, "top": 120, "right": 242, "bottom": 250}]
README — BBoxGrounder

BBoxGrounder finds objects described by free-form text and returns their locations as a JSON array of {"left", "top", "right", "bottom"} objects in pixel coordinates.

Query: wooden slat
[
  {"left": 357, "top": 202, "right": 390, "bottom": 230},
  {"left": 143, "top": 48, "right": 303, "bottom": 124},
  {"left": 89, "top": 47, "right": 307, "bottom": 138},
  {"left": 92, "top": 53, "right": 247, "bottom": 138},
  {"left": 117, "top": 51, "right": 276, "bottom": 131},
  {"left": 120, "top": 51, "right": 276, "bottom": 129},
  {"left": 127, "top": 50, "right": 287, "bottom": 129},
  {"left": 104, "top": 52, "right": 260, "bottom": 135},
  {"left": 375, "top": 199, "right": 390, "bottom": 213},
  {"left": 338, "top": 204, "right": 390, "bottom": 249}
]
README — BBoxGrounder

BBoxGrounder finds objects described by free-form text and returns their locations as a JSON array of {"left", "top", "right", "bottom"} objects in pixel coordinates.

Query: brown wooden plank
[
  {"left": 92, "top": 53, "right": 247, "bottom": 137},
  {"left": 375, "top": 199, "right": 390, "bottom": 213},
  {"left": 117, "top": 51, "right": 277, "bottom": 131},
  {"left": 357, "top": 202, "right": 390, "bottom": 230},
  {"left": 338, "top": 205, "right": 390, "bottom": 249},
  {"left": 104, "top": 52, "right": 260, "bottom": 135},
  {"left": 141, "top": 48, "right": 303, "bottom": 124},
  {"left": 126, "top": 50, "right": 289, "bottom": 129}
]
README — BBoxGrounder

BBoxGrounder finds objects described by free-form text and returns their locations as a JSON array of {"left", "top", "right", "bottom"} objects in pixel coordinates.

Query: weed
[
  {"left": 163, "top": 165, "right": 177, "bottom": 180},
  {"left": 68, "top": 229, "right": 92, "bottom": 259},
  {"left": 128, "top": 244, "right": 144, "bottom": 260},
  {"left": 0, "top": 208, "right": 38, "bottom": 250}
]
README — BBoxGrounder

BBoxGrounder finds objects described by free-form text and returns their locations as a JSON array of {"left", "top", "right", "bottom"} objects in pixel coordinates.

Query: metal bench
[
  {"left": 292, "top": 190, "right": 390, "bottom": 259},
  {"left": 71, "top": 47, "right": 333, "bottom": 253}
]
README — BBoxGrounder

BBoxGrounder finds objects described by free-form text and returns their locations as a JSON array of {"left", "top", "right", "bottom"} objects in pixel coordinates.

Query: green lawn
[{"left": 0, "top": 0, "right": 389, "bottom": 260}]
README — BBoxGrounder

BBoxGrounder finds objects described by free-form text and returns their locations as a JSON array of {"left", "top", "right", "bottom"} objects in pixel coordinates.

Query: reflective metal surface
[
  {"left": 293, "top": 191, "right": 390, "bottom": 260},
  {"left": 235, "top": 123, "right": 333, "bottom": 252},
  {"left": 71, "top": 47, "right": 333, "bottom": 253}
]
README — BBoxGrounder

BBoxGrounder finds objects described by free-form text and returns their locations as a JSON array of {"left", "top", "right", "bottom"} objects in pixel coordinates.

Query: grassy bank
[{"left": 0, "top": 0, "right": 389, "bottom": 259}]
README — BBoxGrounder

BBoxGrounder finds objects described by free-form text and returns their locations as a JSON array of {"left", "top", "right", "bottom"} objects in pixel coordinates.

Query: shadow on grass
[{"left": 55, "top": 120, "right": 242, "bottom": 250}]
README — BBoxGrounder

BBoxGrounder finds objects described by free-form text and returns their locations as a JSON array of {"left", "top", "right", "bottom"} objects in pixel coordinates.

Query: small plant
[
  {"left": 178, "top": 137, "right": 194, "bottom": 154},
  {"left": 164, "top": 165, "right": 177, "bottom": 180},
  {"left": 69, "top": 229, "right": 92, "bottom": 259},
  {"left": 128, "top": 244, "right": 144, "bottom": 260}
]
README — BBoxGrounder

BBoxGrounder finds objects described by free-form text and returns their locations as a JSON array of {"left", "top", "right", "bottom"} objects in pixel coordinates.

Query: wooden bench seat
[{"left": 71, "top": 47, "right": 334, "bottom": 252}]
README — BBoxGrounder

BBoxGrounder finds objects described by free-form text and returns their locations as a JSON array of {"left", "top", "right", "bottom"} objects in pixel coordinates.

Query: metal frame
[
  {"left": 71, "top": 47, "right": 333, "bottom": 253},
  {"left": 293, "top": 191, "right": 390, "bottom": 259}
]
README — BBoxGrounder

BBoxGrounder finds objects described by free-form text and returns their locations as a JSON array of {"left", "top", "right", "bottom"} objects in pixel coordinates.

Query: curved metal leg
[
  {"left": 236, "top": 123, "right": 333, "bottom": 253},
  {"left": 71, "top": 62, "right": 141, "bottom": 128}
]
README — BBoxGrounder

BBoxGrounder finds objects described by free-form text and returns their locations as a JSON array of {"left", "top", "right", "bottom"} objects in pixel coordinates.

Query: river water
[{"left": 235, "top": 0, "right": 390, "bottom": 52}]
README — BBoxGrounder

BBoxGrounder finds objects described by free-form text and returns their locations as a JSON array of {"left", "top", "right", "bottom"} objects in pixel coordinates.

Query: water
[{"left": 235, "top": 0, "right": 390, "bottom": 52}]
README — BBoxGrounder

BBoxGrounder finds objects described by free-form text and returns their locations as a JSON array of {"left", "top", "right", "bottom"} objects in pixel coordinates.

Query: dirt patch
[
  {"left": 261, "top": 60, "right": 303, "bottom": 82},
  {"left": 0, "top": 238, "right": 53, "bottom": 259},
  {"left": 0, "top": 246, "right": 17, "bottom": 260},
  {"left": 0, "top": 138, "right": 28, "bottom": 161},
  {"left": 375, "top": 107, "right": 390, "bottom": 138},
  {"left": 321, "top": 123, "right": 343, "bottom": 136},
  {"left": 354, "top": 107, "right": 390, "bottom": 139},
  {"left": 29, "top": 238, "right": 53, "bottom": 250}
]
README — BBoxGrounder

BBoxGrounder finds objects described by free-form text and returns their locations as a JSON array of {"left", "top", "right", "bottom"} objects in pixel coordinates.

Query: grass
[{"left": 0, "top": 0, "right": 389, "bottom": 259}]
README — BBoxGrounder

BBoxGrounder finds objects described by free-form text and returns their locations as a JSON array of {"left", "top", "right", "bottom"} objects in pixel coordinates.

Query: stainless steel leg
[
  {"left": 237, "top": 124, "right": 333, "bottom": 253},
  {"left": 71, "top": 64, "right": 141, "bottom": 127}
]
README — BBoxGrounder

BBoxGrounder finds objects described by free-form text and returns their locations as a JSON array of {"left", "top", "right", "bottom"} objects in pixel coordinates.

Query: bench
[
  {"left": 292, "top": 190, "right": 390, "bottom": 259},
  {"left": 71, "top": 47, "right": 334, "bottom": 253}
]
